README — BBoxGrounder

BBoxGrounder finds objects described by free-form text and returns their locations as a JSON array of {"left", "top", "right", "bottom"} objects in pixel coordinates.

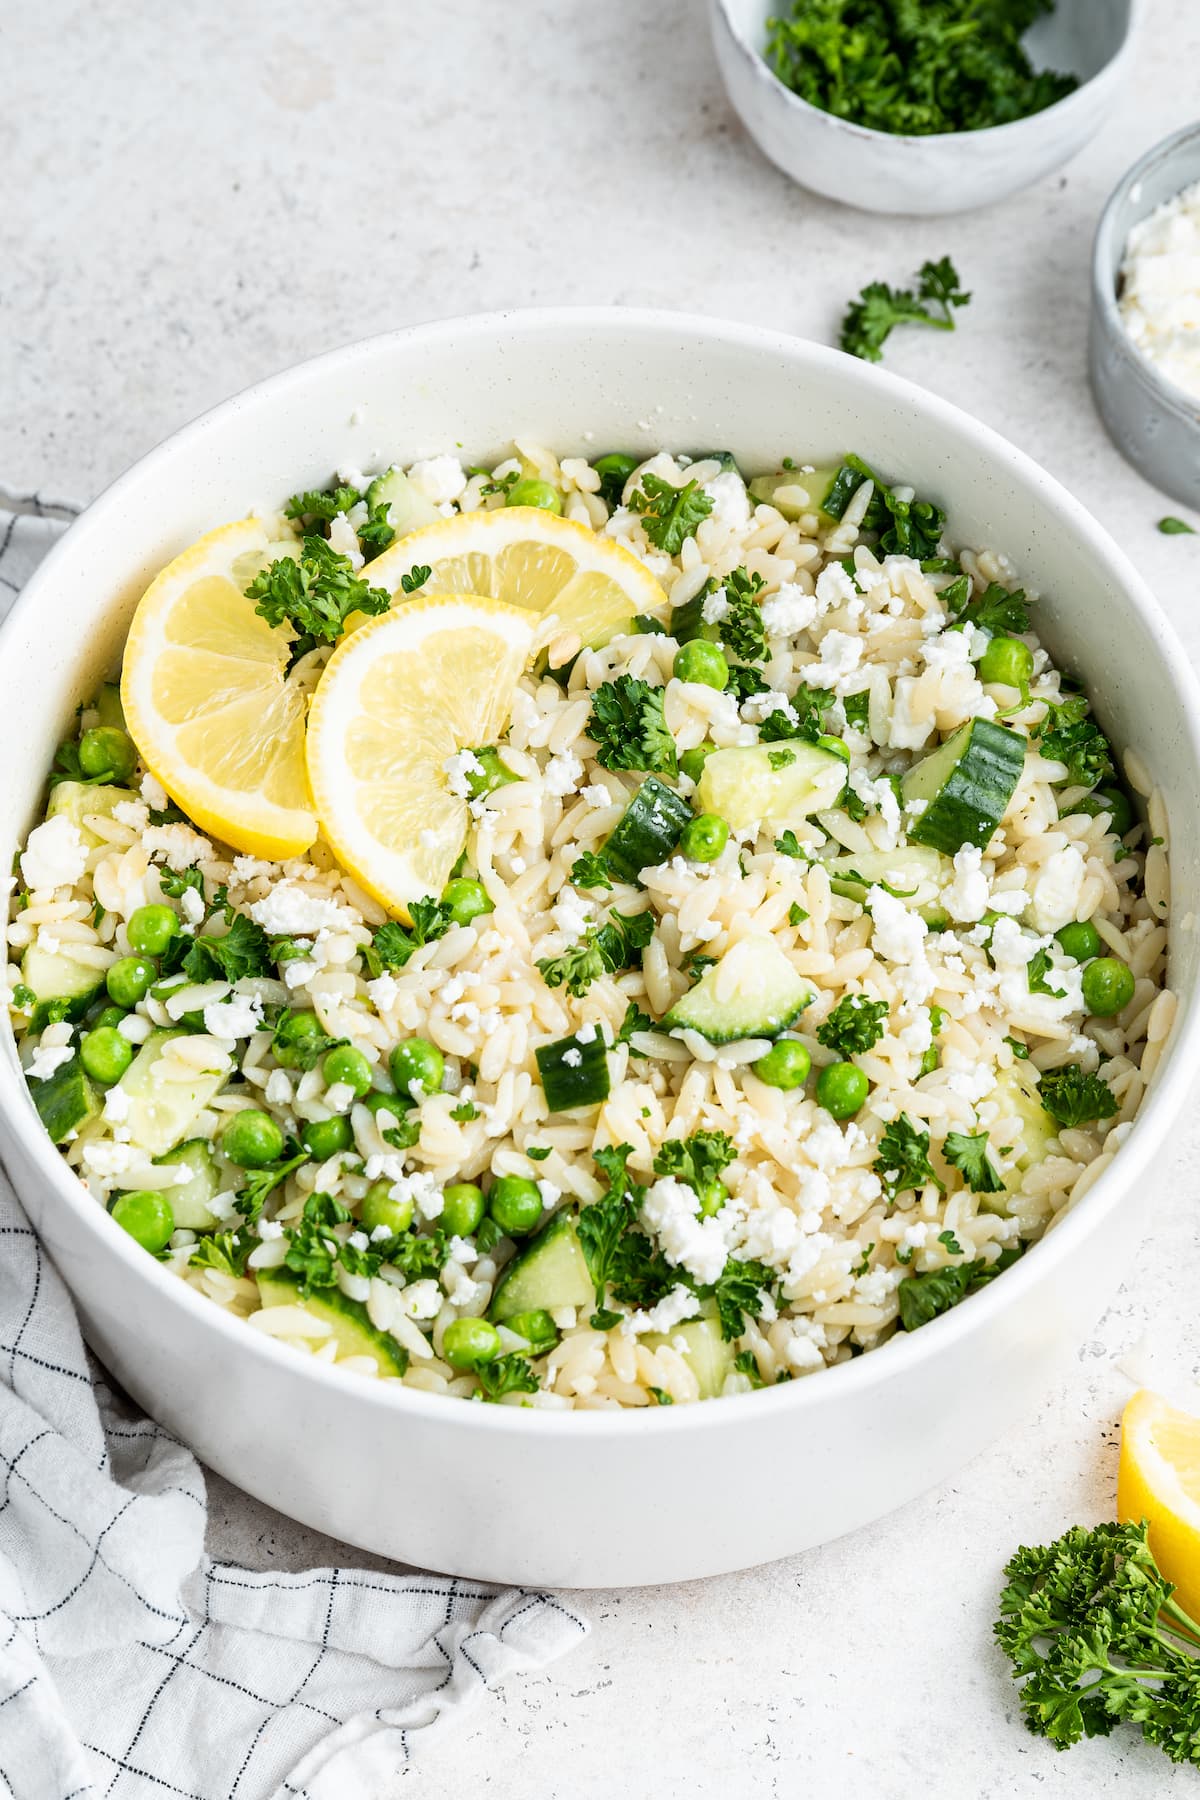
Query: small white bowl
[
  {"left": 710, "top": 0, "right": 1141, "bottom": 215},
  {"left": 1091, "top": 122, "right": 1200, "bottom": 508}
]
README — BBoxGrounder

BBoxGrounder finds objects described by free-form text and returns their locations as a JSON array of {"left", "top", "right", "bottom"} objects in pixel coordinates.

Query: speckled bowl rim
[
  {"left": 1092, "top": 118, "right": 1200, "bottom": 427},
  {"left": 714, "top": 0, "right": 1142, "bottom": 151}
]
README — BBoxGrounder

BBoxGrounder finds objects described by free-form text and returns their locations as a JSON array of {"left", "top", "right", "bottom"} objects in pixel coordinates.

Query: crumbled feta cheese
[
  {"left": 202, "top": 992, "right": 264, "bottom": 1040},
  {"left": 20, "top": 816, "right": 88, "bottom": 892},
  {"left": 102, "top": 1083, "right": 131, "bottom": 1124},
  {"left": 641, "top": 1177, "right": 732, "bottom": 1286},
  {"left": 701, "top": 586, "right": 729, "bottom": 625},
  {"left": 143, "top": 824, "right": 212, "bottom": 871},
  {"left": 407, "top": 456, "right": 468, "bottom": 506},
  {"left": 620, "top": 1285, "right": 701, "bottom": 1336},
  {"left": 867, "top": 886, "right": 928, "bottom": 965},
  {"left": 247, "top": 881, "right": 344, "bottom": 936},
  {"left": 367, "top": 972, "right": 400, "bottom": 1013},
  {"left": 1030, "top": 846, "right": 1086, "bottom": 935},
  {"left": 562, "top": 1047, "right": 583, "bottom": 1068},
  {"left": 256, "top": 1218, "right": 285, "bottom": 1241},
  {"left": 817, "top": 630, "right": 863, "bottom": 685},
  {"left": 443, "top": 748, "right": 484, "bottom": 798},
  {"left": 113, "top": 801, "right": 150, "bottom": 832},
  {"left": 27, "top": 1042, "right": 76, "bottom": 1081},
  {"left": 399, "top": 1279, "right": 443, "bottom": 1320},
  {"left": 232, "top": 855, "right": 277, "bottom": 882},
  {"left": 327, "top": 511, "right": 363, "bottom": 570},
  {"left": 178, "top": 884, "right": 206, "bottom": 926},
  {"left": 139, "top": 771, "right": 169, "bottom": 811},
  {"left": 544, "top": 751, "right": 584, "bottom": 797},
  {"left": 761, "top": 584, "right": 817, "bottom": 638},
  {"left": 582, "top": 784, "right": 614, "bottom": 810},
  {"left": 550, "top": 888, "right": 592, "bottom": 944},
  {"left": 703, "top": 470, "right": 752, "bottom": 533},
  {"left": 888, "top": 678, "right": 936, "bottom": 752},
  {"left": 575, "top": 1021, "right": 597, "bottom": 1044},
  {"left": 943, "top": 846, "right": 991, "bottom": 924}
]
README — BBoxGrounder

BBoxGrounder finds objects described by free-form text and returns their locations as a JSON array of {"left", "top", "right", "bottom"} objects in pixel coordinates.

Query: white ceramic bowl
[
  {"left": 3, "top": 310, "right": 1198, "bottom": 1588},
  {"left": 710, "top": 0, "right": 1141, "bottom": 215}
]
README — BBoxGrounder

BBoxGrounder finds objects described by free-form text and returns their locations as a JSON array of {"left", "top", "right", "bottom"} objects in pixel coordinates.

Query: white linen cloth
[{"left": 0, "top": 491, "right": 588, "bottom": 1798}]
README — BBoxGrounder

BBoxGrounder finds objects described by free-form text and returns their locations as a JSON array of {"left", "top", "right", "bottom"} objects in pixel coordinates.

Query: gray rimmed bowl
[
  {"left": 710, "top": 0, "right": 1141, "bottom": 216},
  {"left": 1091, "top": 121, "right": 1200, "bottom": 509}
]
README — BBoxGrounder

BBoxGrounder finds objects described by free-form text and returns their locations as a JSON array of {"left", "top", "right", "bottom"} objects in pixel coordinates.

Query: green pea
[
  {"left": 441, "top": 1181, "right": 486, "bottom": 1237},
  {"left": 816, "top": 1061, "right": 869, "bottom": 1120},
  {"left": 979, "top": 635, "right": 1034, "bottom": 689},
  {"left": 361, "top": 1180, "right": 414, "bottom": 1237},
  {"left": 272, "top": 1010, "right": 327, "bottom": 1069},
  {"left": 680, "top": 813, "right": 729, "bottom": 863},
  {"left": 753, "top": 1039, "right": 812, "bottom": 1090},
  {"left": 1055, "top": 920, "right": 1102, "bottom": 963},
  {"left": 505, "top": 477, "right": 562, "bottom": 514},
  {"left": 111, "top": 1189, "right": 174, "bottom": 1253},
  {"left": 106, "top": 956, "right": 156, "bottom": 1009},
  {"left": 488, "top": 1174, "right": 544, "bottom": 1237},
  {"left": 1081, "top": 956, "right": 1135, "bottom": 1018},
  {"left": 1096, "top": 787, "right": 1134, "bottom": 838},
  {"left": 502, "top": 1308, "right": 558, "bottom": 1354},
  {"left": 442, "top": 1316, "right": 503, "bottom": 1370},
  {"left": 673, "top": 640, "right": 729, "bottom": 690},
  {"left": 78, "top": 725, "right": 137, "bottom": 782},
  {"left": 127, "top": 903, "right": 179, "bottom": 957},
  {"left": 442, "top": 877, "right": 494, "bottom": 927},
  {"left": 321, "top": 1043, "right": 373, "bottom": 1098},
  {"left": 300, "top": 1115, "right": 353, "bottom": 1160},
  {"left": 362, "top": 1090, "right": 404, "bottom": 1124},
  {"left": 816, "top": 733, "right": 850, "bottom": 763},
  {"left": 221, "top": 1109, "right": 285, "bottom": 1169},
  {"left": 79, "top": 1024, "right": 134, "bottom": 1086},
  {"left": 93, "top": 1005, "right": 128, "bottom": 1031},
  {"left": 464, "top": 747, "right": 519, "bottom": 798},
  {"left": 389, "top": 1037, "right": 445, "bottom": 1103},
  {"left": 593, "top": 452, "right": 639, "bottom": 507},
  {"left": 679, "top": 745, "right": 713, "bottom": 784}
]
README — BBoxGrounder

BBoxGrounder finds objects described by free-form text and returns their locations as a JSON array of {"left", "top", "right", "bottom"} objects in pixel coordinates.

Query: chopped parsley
[
  {"left": 817, "top": 993, "right": 889, "bottom": 1057},
  {"left": 628, "top": 474, "right": 713, "bottom": 553},
  {"left": 717, "top": 566, "right": 769, "bottom": 664},
  {"left": 616, "top": 1001, "right": 653, "bottom": 1047},
  {"left": 244, "top": 536, "right": 390, "bottom": 656},
  {"left": 1158, "top": 516, "right": 1196, "bottom": 535},
  {"left": 651, "top": 1129, "right": 735, "bottom": 1216},
  {"left": 943, "top": 575, "right": 1031, "bottom": 638},
  {"left": 897, "top": 1246, "right": 1021, "bottom": 1330},
  {"left": 1035, "top": 695, "right": 1114, "bottom": 790},
  {"left": 768, "top": 749, "right": 795, "bottom": 770},
  {"left": 842, "top": 691, "right": 871, "bottom": 732},
  {"left": 1004, "top": 1034, "right": 1030, "bottom": 1059},
  {"left": 773, "top": 830, "right": 809, "bottom": 860},
  {"left": 873, "top": 1113, "right": 940, "bottom": 1203},
  {"left": 822, "top": 455, "right": 945, "bottom": 561},
  {"left": 236, "top": 1147, "right": 310, "bottom": 1227},
  {"left": 450, "top": 1101, "right": 479, "bottom": 1122},
  {"left": 943, "top": 1128, "right": 1004, "bottom": 1194},
  {"left": 586, "top": 675, "right": 676, "bottom": 775},
  {"left": 181, "top": 912, "right": 272, "bottom": 984},
  {"left": 1026, "top": 948, "right": 1066, "bottom": 999},
  {"left": 284, "top": 482, "right": 362, "bottom": 527},
  {"left": 1037, "top": 1064, "right": 1119, "bottom": 1129},
  {"left": 363, "top": 898, "right": 454, "bottom": 975},
  {"left": 400, "top": 564, "right": 431, "bottom": 595},
  {"left": 283, "top": 1190, "right": 352, "bottom": 1294},
  {"left": 569, "top": 851, "right": 614, "bottom": 890},
  {"left": 788, "top": 902, "right": 809, "bottom": 927},
  {"left": 188, "top": 1231, "right": 254, "bottom": 1279},
  {"left": 647, "top": 1386, "right": 674, "bottom": 1406},
  {"left": 526, "top": 1145, "right": 552, "bottom": 1161},
  {"left": 840, "top": 257, "right": 970, "bottom": 363},
  {"left": 536, "top": 908, "right": 653, "bottom": 998},
  {"left": 476, "top": 1354, "right": 539, "bottom": 1403},
  {"left": 711, "top": 1256, "right": 775, "bottom": 1342}
]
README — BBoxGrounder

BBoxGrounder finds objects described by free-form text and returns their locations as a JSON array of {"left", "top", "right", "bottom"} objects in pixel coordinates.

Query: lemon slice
[
  {"left": 305, "top": 593, "right": 534, "bottom": 916},
  {"left": 363, "top": 506, "right": 667, "bottom": 651},
  {"left": 120, "top": 519, "right": 318, "bottom": 860},
  {"left": 1118, "top": 1388, "right": 1200, "bottom": 1621}
]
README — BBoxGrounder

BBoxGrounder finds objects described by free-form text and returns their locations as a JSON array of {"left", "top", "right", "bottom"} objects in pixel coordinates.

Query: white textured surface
[{"left": 7, "top": 0, "right": 1200, "bottom": 1790}]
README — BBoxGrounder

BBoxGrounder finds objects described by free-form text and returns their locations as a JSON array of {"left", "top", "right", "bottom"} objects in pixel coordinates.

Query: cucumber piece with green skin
[
  {"left": 747, "top": 465, "right": 841, "bottom": 523},
  {"left": 902, "top": 719, "right": 1026, "bottom": 855},
  {"left": 256, "top": 1269, "right": 409, "bottom": 1376},
  {"left": 825, "top": 846, "right": 950, "bottom": 924},
  {"left": 28, "top": 1052, "right": 99, "bottom": 1143},
  {"left": 364, "top": 466, "right": 443, "bottom": 538},
  {"left": 155, "top": 1137, "right": 221, "bottom": 1231},
  {"left": 46, "top": 779, "right": 139, "bottom": 850},
  {"left": 695, "top": 740, "right": 846, "bottom": 831},
  {"left": 604, "top": 777, "right": 694, "bottom": 880},
  {"left": 21, "top": 938, "right": 114, "bottom": 1032},
  {"left": 535, "top": 1032, "right": 611, "bottom": 1113},
  {"left": 94, "top": 683, "right": 126, "bottom": 731},
  {"left": 118, "top": 1028, "right": 228, "bottom": 1157},
  {"left": 981, "top": 1063, "right": 1057, "bottom": 1215},
  {"left": 489, "top": 1210, "right": 594, "bottom": 1321},
  {"left": 644, "top": 1311, "right": 734, "bottom": 1399},
  {"left": 664, "top": 935, "right": 814, "bottom": 1044}
]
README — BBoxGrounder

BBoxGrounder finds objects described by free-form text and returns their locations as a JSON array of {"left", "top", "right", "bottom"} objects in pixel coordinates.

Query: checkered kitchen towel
[{"left": 0, "top": 491, "right": 588, "bottom": 1799}]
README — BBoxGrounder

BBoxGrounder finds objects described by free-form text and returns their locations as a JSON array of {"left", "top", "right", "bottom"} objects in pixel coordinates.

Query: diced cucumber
[
  {"left": 669, "top": 591, "right": 716, "bottom": 645},
  {"left": 489, "top": 1209, "right": 594, "bottom": 1321},
  {"left": 664, "top": 935, "right": 814, "bottom": 1044},
  {"left": 257, "top": 1269, "right": 409, "bottom": 1376},
  {"left": 644, "top": 1311, "right": 734, "bottom": 1399},
  {"left": 692, "top": 451, "right": 742, "bottom": 476},
  {"left": 28, "top": 1052, "right": 99, "bottom": 1143},
  {"left": 826, "top": 846, "right": 950, "bottom": 923},
  {"left": 118, "top": 1028, "right": 228, "bottom": 1157},
  {"left": 902, "top": 719, "right": 1026, "bottom": 855},
  {"left": 364, "top": 466, "right": 443, "bottom": 538},
  {"left": 604, "top": 776, "right": 694, "bottom": 880},
  {"left": 21, "top": 939, "right": 113, "bottom": 1030},
  {"left": 748, "top": 464, "right": 841, "bottom": 523},
  {"left": 94, "top": 683, "right": 126, "bottom": 731},
  {"left": 983, "top": 1064, "right": 1058, "bottom": 1215},
  {"left": 47, "top": 779, "right": 139, "bottom": 849},
  {"left": 155, "top": 1137, "right": 221, "bottom": 1231},
  {"left": 535, "top": 1032, "right": 611, "bottom": 1113},
  {"left": 695, "top": 740, "right": 846, "bottom": 831}
]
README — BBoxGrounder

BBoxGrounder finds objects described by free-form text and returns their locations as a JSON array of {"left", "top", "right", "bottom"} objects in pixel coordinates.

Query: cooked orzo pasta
[{"left": 5, "top": 444, "right": 1173, "bottom": 1409}]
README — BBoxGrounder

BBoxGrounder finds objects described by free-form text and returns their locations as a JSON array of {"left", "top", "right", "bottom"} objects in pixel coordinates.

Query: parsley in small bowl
[{"left": 709, "top": 0, "right": 1139, "bottom": 215}]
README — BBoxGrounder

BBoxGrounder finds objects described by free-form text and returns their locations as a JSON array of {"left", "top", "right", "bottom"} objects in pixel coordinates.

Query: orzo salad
[{"left": 5, "top": 445, "right": 1173, "bottom": 1408}]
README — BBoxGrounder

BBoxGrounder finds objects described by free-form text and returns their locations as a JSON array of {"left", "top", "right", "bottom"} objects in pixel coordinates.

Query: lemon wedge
[
  {"left": 363, "top": 506, "right": 667, "bottom": 651},
  {"left": 120, "top": 519, "right": 318, "bottom": 860},
  {"left": 305, "top": 593, "right": 534, "bottom": 917},
  {"left": 1118, "top": 1388, "right": 1200, "bottom": 1621}
]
